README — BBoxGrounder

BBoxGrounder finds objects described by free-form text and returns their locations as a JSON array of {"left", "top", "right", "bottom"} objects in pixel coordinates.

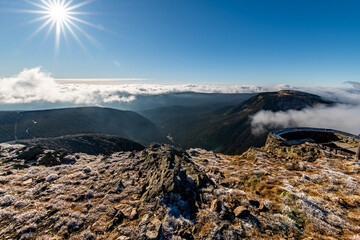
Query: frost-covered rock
[{"left": 45, "top": 174, "right": 59, "bottom": 182}]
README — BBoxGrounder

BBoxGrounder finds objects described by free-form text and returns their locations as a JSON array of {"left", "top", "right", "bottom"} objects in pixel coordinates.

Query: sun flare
[
  {"left": 48, "top": 3, "right": 69, "bottom": 22},
  {"left": 25, "top": 0, "right": 97, "bottom": 52}
]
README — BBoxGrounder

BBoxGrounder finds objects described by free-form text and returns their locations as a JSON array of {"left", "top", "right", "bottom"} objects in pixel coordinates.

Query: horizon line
[{"left": 55, "top": 78, "right": 149, "bottom": 82}]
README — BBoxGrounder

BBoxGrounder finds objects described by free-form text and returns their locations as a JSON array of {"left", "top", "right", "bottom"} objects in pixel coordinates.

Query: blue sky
[{"left": 0, "top": 0, "right": 360, "bottom": 87}]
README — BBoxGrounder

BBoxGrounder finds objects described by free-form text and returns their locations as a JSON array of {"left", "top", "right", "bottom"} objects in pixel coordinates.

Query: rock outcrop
[
  {"left": 139, "top": 144, "right": 214, "bottom": 219},
  {"left": 11, "top": 133, "right": 145, "bottom": 155}
]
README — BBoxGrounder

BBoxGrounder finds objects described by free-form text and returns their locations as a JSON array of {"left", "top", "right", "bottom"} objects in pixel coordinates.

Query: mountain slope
[
  {"left": 148, "top": 90, "right": 333, "bottom": 154},
  {"left": 0, "top": 107, "right": 165, "bottom": 145},
  {"left": 140, "top": 93, "right": 255, "bottom": 126}
]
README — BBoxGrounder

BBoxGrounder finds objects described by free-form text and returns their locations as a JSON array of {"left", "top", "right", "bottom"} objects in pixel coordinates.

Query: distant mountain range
[
  {"left": 0, "top": 107, "right": 165, "bottom": 146},
  {"left": 0, "top": 92, "right": 255, "bottom": 112},
  {"left": 142, "top": 90, "right": 333, "bottom": 154},
  {"left": 0, "top": 90, "right": 334, "bottom": 154}
]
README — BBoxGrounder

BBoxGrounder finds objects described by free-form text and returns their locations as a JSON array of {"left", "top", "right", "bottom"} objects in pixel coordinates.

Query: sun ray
[
  {"left": 66, "top": 0, "right": 93, "bottom": 11},
  {"left": 63, "top": 0, "right": 74, "bottom": 9},
  {"left": 67, "top": 15, "right": 103, "bottom": 30},
  {"left": 55, "top": 23, "right": 61, "bottom": 52},
  {"left": 25, "top": 0, "right": 99, "bottom": 52},
  {"left": 60, "top": 21, "right": 67, "bottom": 40},
  {"left": 63, "top": 19, "right": 86, "bottom": 50},
  {"left": 39, "top": 0, "right": 53, "bottom": 9},
  {"left": 67, "top": 11, "right": 89, "bottom": 15},
  {"left": 20, "top": 10, "right": 49, "bottom": 14},
  {"left": 25, "top": 0, "right": 50, "bottom": 11},
  {"left": 45, "top": 20, "right": 57, "bottom": 39},
  {"left": 66, "top": 18, "right": 96, "bottom": 43},
  {"left": 28, "top": 15, "right": 50, "bottom": 24},
  {"left": 29, "top": 18, "right": 53, "bottom": 39}
]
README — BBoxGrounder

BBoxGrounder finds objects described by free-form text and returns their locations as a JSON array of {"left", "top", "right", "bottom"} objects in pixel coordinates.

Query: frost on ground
[{"left": 0, "top": 134, "right": 359, "bottom": 239}]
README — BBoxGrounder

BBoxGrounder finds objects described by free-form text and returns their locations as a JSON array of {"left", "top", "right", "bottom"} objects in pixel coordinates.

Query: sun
[
  {"left": 25, "top": 0, "right": 97, "bottom": 52},
  {"left": 48, "top": 3, "right": 69, "bottom": 22}
]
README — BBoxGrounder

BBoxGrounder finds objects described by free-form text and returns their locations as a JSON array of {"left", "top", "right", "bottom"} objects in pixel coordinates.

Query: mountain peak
[{"left": 228, "top": 90, "right": 332, "bottom": 114}]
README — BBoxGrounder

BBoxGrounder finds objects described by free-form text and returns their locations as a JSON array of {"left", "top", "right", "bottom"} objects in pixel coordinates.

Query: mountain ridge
[{"left": 0, "top": 107, "right": 165, "bottom": 146}]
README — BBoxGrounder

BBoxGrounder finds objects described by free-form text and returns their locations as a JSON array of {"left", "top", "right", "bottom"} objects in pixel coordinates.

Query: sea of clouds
[
  {"left": 1, "top": 67, "right": 360, "bottom": 135},
  {"left": 2, "top": 67, "right": 359, "bottom": 104}
]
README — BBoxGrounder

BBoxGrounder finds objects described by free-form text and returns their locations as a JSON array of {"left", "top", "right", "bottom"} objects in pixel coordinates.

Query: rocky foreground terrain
[{"left": 0, "top": 132, "right": 359, "bottom": 239}]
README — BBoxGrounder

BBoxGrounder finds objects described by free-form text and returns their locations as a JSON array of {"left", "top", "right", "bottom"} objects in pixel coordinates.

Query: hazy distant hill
[
  {"left": 144, "top": 90, "right": 333, "bottom": 154},
  {"left": 141, "top": 103, "right": 230, "bottom": 127},
  {"left": 129, "top": 92, "right": 256, "bottom": 111},
  {"left": 0, "top": 92, "right": 256, "bottom": 112},
  {"left": 0, "top": 107, "right": 165, "bottom": 145}
]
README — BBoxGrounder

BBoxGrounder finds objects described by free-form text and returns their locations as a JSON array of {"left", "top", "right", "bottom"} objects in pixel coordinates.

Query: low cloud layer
[
  {"left": 0, "top": 68, "right": 270, "bottom": 106},
  {"left": 251, "top": 104, "right": 360, "bottom": 136},
  {"left": 303, "top": 86, "right": 360, "bottom": 105},
  {"left": 345, "top": 81, "right": 360, "bottom": 89},
  {"left": 2, "top": 67, "right": 360, "bottom": 104}
]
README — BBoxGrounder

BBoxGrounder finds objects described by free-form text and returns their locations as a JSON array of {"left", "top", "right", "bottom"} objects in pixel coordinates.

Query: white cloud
[
  {"left": 1, "top": 67, "right": 360, "bottom": 113},
  {"left": 0, "top": 68, "right": 136, "bottom": 104},
  {"left": 0, "top": 67, "right": 59, "bottom": 104},
  {"left": 0, "top": 67, "right": 270, "bottom": 105},
  {"left": 345, "top": 81, "right": 360, "bottom": 89},
  {"left": 251, "top": 104, "right": 360, "bottom": 136},
  {"left": 302, "top": 87, "right": 360, "bottom": 105}
]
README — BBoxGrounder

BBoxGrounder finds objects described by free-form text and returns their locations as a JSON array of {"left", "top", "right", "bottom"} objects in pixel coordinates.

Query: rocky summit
[{"left": 0, "top": 132, "right": 359, "bottom": 239}]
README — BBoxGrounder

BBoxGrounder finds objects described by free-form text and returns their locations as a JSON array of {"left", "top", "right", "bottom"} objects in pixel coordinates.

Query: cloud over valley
[{"left": 251, "top": 104, "right": 360, "bottom": 136}]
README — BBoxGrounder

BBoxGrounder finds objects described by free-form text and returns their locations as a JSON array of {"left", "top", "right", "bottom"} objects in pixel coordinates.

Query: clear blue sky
[{"left": 0, "top": 0, "right": 360, "bottom": 87}]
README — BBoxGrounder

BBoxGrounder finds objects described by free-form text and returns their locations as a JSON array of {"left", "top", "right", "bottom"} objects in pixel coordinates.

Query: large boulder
[
  {"left": 139, "top": 144, "right": 214, "bottom": 219},
  {"left": 18, "top": 146, "right": 43, "bottom": 161}
]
